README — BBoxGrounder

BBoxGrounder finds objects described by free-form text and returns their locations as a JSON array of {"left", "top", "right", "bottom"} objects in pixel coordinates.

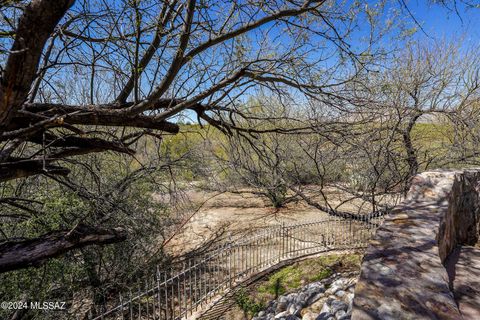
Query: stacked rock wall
[
  {"left": 437, "top": 170, "right": 480, "bottom": 262},
  {"left": 352, "top": 169, "right": 480, "bottom": 320}
]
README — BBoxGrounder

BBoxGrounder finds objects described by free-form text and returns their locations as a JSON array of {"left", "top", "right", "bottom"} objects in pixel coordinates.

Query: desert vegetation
[
  {"left": 0, "top": 0, "right": 479, "bottom": 319},
  {"left": 229, "top": 253, "right": 362, "bottom": 319}
]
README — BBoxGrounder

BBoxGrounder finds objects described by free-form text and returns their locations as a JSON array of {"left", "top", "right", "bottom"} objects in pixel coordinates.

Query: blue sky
[{"left": 405, "top": 1, "right": 479, "bottom": 42}]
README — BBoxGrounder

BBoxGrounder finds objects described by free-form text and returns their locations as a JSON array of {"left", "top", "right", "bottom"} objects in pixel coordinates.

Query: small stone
[
  {"left": 320, "top": 302, "right": 331, "bottom": 314},
  {"left": 278, "top": 296, "right": 288, "bottom": 303},
  {"left": 325, "top": 285, "right": 340, "bottom": 295},
  {"left": 335, "top": 290, "right": 346, "bottom": 298},
  {"left": 296, "top": 292, "right": 307, "bottom": 304},
  {"left": 309, "top": 297, "right": 327, "bottom": 312},
  {"left": 289, "top": 293, "right": 299, "bottom": 301},
  {"left": 346, "top": 305, "right": 352, "bottom": 316},
  {"left": 307, "top": 292, "right": 325, "bottom": 305},
  {"left": 344, "top": 293, "right": 354, "bottom": 305},
  {"left": 331, "top": 279, "right": 345, "bottom": 287},
  {"left": 258, "top": 311, "right": 266, "bottom": 317},
  {"left": 288, "top": 303, "right": 302, "bottom": 316},
  {"left": 277, "top": 300, "right": 288, "bottom": 312},
  {"left": 334, "top": 310, "right": 346, "bottom": 319},
  {"left": 275, "top": 311, "right": 290, "bottom": 319},
  {"left": 330, "top": 300, "right": 348, "bottom": 314},
  {"left": 302, "top": 311, "right": 317, "bottom": 320},
  {"left": 315, "top": 312, "right": 333, "bottom": 320}
]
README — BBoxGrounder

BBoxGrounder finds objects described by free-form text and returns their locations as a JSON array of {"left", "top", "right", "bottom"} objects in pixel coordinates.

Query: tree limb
[
  {"left": 0, "top": 224, "right": 127, "bottom": 273},
  {"left": 0, "top": 0, "right": 75, "bottom": 127}
]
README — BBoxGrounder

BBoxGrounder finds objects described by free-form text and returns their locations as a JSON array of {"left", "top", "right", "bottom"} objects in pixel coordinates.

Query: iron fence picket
[{"left": 90, "top": 216, "right": 384, "bottom": 320}]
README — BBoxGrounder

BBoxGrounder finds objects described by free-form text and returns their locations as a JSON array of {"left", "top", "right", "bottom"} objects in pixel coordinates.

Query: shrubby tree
[
  {"left": 353, "top": 41, "right": 480, "bottom": 192},
  {"left": 221, "top": 40, "right": 480, "bottom": 216},
  {"left": 0, "top": 0, "right": 477, "bottom": 318},
  {"left": 0, "top": 0, "right": 398, "bottom": 270}
]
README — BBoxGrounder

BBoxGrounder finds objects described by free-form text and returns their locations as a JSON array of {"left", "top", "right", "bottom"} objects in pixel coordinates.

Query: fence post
[
  {"left": 281, "top": 222, "right": 285, "bottom": 261},
  {"left": 156, "top": 266, "right": 161, "bottom": 320},
  {"left": 228, "top": 237, "right": 232, "bottom": 287},
  {"left": 119, "top": 293, "right": 125, "bottom": 320}
]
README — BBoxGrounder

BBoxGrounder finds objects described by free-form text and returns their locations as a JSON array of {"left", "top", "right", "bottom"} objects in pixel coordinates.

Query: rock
[
  {"left": 278, "top": 296, "right": 288, "bottom": 303},
  {"left": 337, "top": 313, "right": 351, "bottom": 320},
  {"left": 288, "top": 293, "right": 299, "bottom": 302},
  {"left": 302, "top": 311, "right": 317, "bottom": 320},
  {"left": 288, "top": 303, "right": 302, "bottom": 316},
  {"left": 325, "top": 285, "right": 340, "bottom": 295},
  {"left": 330, "top": 300, "right": 348, "bottom": 314},
  {"left": 252, "top": 274, "right": 357, "bottom": 320},
  {"left": 332, "top": 279, "right": 345, "bottom": 287},
  {"left": 346, "top": 304, "right": 352, "bottom": 316},
  {"left": 320, "top": 302, "right": 331, "bottom": 314},
  {"left": 334, "top": 310, "right": 346, "bottom": 319},
  {"left": 344, "top": 293, "right": 354, "bottom": 305},
  {"left": 276, "top": 298, "right": 288, "bottom": 313},
  {"left": 309, "top": 296, "right": 328, "bottom": 313},
  {"left": 295, "top": 292, "right": 308, "bottom": 307},
  {"left": 325, "top": 297, "right": 335, "bottom": 305},
  {"left": 315, "top": 312, "right": 333, "bottom": 320},
  {"left": 306, "top": 292, "right": 325, "bottom": 305},
  {"left": 270, "top": 302, "right": 278, "bottom": 311},
  {"left": 275, "top": 311, "right": 290, "bottom": 319}
]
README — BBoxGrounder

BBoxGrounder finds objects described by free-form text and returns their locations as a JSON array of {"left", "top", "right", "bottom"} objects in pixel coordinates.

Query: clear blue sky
[{"left": 404, "top": 1, "right": 479, "bottom": 43}]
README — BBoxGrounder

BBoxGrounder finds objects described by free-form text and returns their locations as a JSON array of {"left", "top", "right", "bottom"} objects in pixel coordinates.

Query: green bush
[{"left": 234, "top": 288, "right": 265, "bottom": 317}]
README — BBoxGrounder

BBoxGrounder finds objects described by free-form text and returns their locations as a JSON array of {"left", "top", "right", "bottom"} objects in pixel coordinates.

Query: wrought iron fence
[{"left": 89, "top": 212, "right": 384, "bottom": 320}]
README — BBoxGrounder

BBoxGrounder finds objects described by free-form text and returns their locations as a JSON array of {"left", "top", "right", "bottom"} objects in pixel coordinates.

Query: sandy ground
[{"left": 164, "top": 186, "right": 401, "bottom": 256}]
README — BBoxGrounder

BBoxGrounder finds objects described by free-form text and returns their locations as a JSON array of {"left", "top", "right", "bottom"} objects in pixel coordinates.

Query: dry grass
[{"left": 164, "top": 186, "right": 399, "bottom": 256}]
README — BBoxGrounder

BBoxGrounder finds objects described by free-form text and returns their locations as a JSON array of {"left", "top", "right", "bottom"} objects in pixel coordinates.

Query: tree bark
[
  {"left": 402, "top": 112, "right": 422, "bottom": 193},
  {"left": 0, "top": 224, "right": 126, "bottom": 273},
  {"left": 0, "top": 0, "right": 75, "bottom": 128}
]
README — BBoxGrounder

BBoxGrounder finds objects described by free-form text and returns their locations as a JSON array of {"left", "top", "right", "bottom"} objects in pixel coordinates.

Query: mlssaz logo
[{"left": 30, "top": 301, "right": 66, "bottom": 310}]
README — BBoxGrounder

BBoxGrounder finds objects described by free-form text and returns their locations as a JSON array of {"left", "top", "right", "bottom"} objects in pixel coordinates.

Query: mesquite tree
[{"left": 0, "top": 0, "right": 396, "bottom": 273}]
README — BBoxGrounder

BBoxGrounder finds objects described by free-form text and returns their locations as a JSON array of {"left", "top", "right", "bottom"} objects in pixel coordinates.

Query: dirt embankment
[{"left": 164, "top": 186, "right": 401, "bottom": 256}]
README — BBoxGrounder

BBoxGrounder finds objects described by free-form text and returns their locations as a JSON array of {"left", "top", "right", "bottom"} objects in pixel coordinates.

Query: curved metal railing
[{"left": 89, "top": 212, "right": 384, "bottom": 320}]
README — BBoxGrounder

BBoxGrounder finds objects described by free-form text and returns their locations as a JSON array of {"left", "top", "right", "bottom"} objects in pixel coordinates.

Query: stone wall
[
  {"left": 437, "top": 170, "right": 480, "bottom": 262},
  {"left": 351, "top": 169, "right": 480, "bottom": 320}
]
